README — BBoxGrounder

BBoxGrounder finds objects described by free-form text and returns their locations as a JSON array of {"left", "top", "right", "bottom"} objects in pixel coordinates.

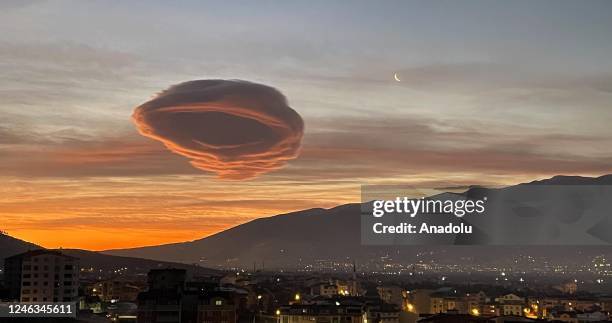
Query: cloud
[
  {"left": 272, "top": 115, "right": 612, "bottom": 181},
  {"left": 2, "top": 113, "right": 610, "bottom": 183},
  {"left": 0, "top": 0, "right": 44, "bottom": 11},
  {"left": 0, "top": 139, "right": 196, "bottom": 178},
  {"left": 132, "top": 80, "right": 304, "bottom": 179}
]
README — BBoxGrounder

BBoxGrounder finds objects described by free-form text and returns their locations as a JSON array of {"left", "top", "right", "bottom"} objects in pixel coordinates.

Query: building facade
[
  {"left": 3, "top": 249, "right": 79, "bottom": 303},
  {"left": 138, "top": 269, "right": 239, "bottom": 323},
  {"left": 279, "top": 304, "right": 366, "bottom": 323}
]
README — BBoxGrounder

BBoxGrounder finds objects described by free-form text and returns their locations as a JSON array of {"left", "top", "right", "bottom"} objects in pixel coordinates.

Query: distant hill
[
  {"left": 105, "top": 204, "right": 366, "bottom": 268},
  {"left": 0, "top": 232, "right": 41, "bottom": 261},
  {"left": 104, "top": 175, "right": 612, "bottom": 269},
  {"left": 0, "top": 233, "right": 219, "bottom": 275}
]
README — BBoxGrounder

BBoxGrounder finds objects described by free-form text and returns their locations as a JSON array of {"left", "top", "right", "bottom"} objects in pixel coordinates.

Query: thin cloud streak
[{"left": 1, "top": 115, "right": 611, "bottom": 180}]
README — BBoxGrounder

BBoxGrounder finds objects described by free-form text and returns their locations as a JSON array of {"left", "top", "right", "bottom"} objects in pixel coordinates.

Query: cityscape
[{"left": 1, "top": 230, "right": 612, "bottom": 322}]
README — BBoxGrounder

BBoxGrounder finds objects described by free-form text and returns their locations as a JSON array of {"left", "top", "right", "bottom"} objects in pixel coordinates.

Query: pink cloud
[{"left": 132, "top": 80, "right": 304, "bottom": 179}]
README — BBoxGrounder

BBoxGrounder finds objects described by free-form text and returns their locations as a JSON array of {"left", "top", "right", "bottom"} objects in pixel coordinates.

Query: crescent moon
[{"left": 393, "top": 73, "right": 401, "bottom": 82}]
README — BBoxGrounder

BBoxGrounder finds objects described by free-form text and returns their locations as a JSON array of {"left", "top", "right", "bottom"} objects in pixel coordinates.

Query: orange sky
[
  {"left": 0, "top": 170, "right": 563, "bottom": 250},
  {"left": 0, "top": 174, "right": 359, "bottom": 250},
  {"left": 2, "top": 122, "right": 610, "bottom": 250}
]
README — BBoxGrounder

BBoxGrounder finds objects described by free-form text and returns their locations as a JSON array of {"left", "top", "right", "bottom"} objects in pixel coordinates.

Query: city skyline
[{"left": 1, "top": 0, "right": 612, "bottom": 249}]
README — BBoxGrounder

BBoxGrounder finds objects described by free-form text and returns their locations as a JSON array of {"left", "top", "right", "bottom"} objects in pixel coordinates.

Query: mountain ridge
[
  {"left": 0, "top": 233, "right": 219, "bottom": 275},
  {"left": 103, "top": 174, "right": 612, "bottom": 268},
  {"left": 0, "top": 232, "right": 41, "bottom": 260}
]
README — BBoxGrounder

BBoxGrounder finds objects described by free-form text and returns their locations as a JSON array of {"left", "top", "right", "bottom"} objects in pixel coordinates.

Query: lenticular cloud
[{"left": 132, "top": 80, "right": 304, "bottom": 179}]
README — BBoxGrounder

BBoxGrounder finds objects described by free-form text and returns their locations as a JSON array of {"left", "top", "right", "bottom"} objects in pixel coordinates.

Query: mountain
[
  {"left": 104, "top": 175, "right": 612, "bottom": 269},
  {"left": 0, "top": 233, "right": 219, "bottom": 275},
  {"left": 105, "top": 204, "right": 366, "bottom": 268},
  {"left": 0, "top": 232, "right": 41, "bottom": 261},
  {"left": 525, "top": 174, "right": 612, "bottom": 185}
]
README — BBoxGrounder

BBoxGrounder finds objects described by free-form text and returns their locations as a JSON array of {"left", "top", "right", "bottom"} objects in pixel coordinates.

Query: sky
[{"left": 1, "top": 0, "right": 612, "bottom": 250}]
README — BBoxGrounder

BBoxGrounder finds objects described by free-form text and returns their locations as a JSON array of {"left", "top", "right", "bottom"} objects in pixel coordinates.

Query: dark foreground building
[
  {"left": 3, "top": 249, "right": 79, "bottom": 302},
  {"left": 418, "top": 313, "right": 492, "bottom": 323},
  {"left": 137, "top": 268, "right": 238, "bottom": 323}
]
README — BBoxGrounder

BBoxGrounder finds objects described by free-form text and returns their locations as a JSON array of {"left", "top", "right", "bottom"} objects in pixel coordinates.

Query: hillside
[
  {"left": 104, "top": 175, "right": 612, "bottom": 269},
  {"left": 0, "top": 233, "right": 218, "bottom": 275}
]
